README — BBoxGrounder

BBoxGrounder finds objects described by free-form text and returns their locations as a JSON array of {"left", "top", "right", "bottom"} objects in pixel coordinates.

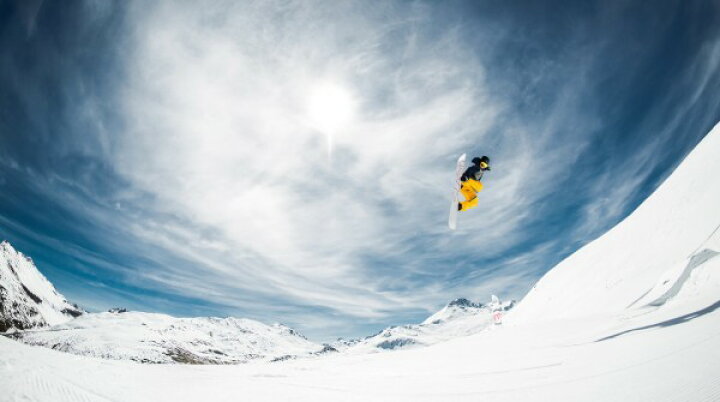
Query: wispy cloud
[
  {"left": 94, "top": 0, "right": 720, "bottom": 335},
  {"left": 108, "top": 1, "right": 503, "bottom": 320},
  {"left": 1, "top": 0, "right": 718, "bottom": 340}
]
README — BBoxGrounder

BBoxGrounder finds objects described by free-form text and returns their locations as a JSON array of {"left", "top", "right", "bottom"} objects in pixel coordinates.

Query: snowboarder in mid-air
[{"left": 458, "top": 156, "right": 490, "bottom": 211}]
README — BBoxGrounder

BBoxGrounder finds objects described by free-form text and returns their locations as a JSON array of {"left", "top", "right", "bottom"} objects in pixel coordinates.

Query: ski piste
[{"left": 448, "top": 153, "right": 466, "bottom": 230}]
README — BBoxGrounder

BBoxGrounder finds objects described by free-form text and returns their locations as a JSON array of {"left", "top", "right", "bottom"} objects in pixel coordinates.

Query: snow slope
[
  {"left": 1, "top": 299, "right": 719, "bottom": 401},
  {"left": 13, "top": 311, "right": 324, "bottom": 364},
  {"left": 510, "top": 122, "right": 720, "bottom": 324},
  {"left": 0, "top": 241, "right": 83, "bottom": 332},
  {"left": 334, "top": 297, "right": 514, "bottom": 353}
]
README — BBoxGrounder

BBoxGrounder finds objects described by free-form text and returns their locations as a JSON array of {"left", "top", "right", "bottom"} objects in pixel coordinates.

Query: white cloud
[
  {"left": 108, "top": 0, "right": 503, "bottom": 318},
  {"left": 3, "top": 0, "right": 718, "bottom": 341},
  {"left": 99, "top": 0, "right": 633, "bottom": 330}
]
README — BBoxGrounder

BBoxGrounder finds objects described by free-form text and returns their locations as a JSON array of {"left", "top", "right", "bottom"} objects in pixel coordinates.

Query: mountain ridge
[{"left": 0, "top": 241, "right": 83, "bottom": 332}]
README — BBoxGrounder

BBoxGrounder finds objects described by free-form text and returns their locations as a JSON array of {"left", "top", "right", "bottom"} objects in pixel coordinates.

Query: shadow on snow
[{"left": 596, "top": 299, "right": 720, "bottom": 342}]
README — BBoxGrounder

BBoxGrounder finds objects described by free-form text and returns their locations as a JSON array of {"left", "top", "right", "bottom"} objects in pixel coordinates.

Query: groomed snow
[{"left": 1, "top": 303, "right": 719, "bottom": 401}]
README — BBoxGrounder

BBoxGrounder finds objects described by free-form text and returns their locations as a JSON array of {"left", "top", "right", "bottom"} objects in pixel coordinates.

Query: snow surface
[
  {"left": 0, "top": 242, "right": 82, "bottom": 331},
  {"left": 0, "top": 122, "right": 719, "bottom": 401},
  {"left": 1, "top": 302, "right": 719, "bottom": 401}
]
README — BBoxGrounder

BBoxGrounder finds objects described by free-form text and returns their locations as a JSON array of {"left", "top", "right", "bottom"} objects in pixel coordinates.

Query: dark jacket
[{"left": 461, "top": 165, "right": 487, "bottom": 182}]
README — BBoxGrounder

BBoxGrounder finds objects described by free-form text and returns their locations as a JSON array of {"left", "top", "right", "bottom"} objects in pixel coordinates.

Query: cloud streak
[
  {"left": 1, "top": 0, "right": 719, "bottom": 340},
  {"left": 110, "top": 1, "right": 501, "bottom": 318}
]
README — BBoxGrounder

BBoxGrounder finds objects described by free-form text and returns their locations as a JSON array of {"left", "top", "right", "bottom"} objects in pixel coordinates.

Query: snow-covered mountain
[
  {"left": 510, "top": 122, "right": 720, "bottom": 324},
  {"left": 1, "top": 239, "right": 512, "bottom": 364},
  {"left": 0, "top": 237, "right": 517, "bottom": 364},
  {"left": 11, "top": 294, "right": 512, "bottom": 364},
  {"left": 0, "top": 241, "right": 83, "bottom": 332},
  {"left": 334, "top": 296, "right": 514, "bottom": 353},
  {"left": 0, "top": 240, "right": 324, "bottom": 364},
  {"left": 13, "top": 310, "right": 324, "bottom": 364}
]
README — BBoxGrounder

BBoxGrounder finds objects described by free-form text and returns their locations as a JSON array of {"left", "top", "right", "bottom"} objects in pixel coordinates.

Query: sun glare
[{"left": 306, "top": 82, "right": 356, "bottom": 157}]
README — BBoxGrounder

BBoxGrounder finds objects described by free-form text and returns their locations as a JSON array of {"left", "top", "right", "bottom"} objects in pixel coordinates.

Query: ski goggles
[{"left": 480, "top": 161, "right": 489, "bottom": 169}]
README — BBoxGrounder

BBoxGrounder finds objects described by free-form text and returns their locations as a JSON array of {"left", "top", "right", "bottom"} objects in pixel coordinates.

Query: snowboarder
[{"left": 458, "top": 156, "right": 490, "bottom": 211}]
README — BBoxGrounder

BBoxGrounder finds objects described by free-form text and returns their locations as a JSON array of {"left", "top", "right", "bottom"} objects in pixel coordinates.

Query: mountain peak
[
  {"left": 1, "top": 240, "right": 14, "bottom": 253},
  {"left": 447, "top": 298, "right": 483, "bottom": 308},
  {"left": 0, "top": 241, "right": 83, "bottom": 332}
]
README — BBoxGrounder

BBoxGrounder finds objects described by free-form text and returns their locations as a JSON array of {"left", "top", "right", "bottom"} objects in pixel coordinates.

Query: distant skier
[{"left": 458, "top": 156, "right": 490, "bottom": 211}]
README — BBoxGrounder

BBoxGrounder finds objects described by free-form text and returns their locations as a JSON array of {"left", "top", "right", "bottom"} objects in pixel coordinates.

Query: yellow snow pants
[{"left": 459, "top": 179, "right": 483, "bottom": 211}]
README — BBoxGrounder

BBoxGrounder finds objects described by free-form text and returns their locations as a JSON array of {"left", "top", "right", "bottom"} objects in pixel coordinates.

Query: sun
[
  {"left": 307, "top": 83, "right": 355, "bottom": 133},
  {"left": 306, "top": 82, "right": 356, "bottom": 156}
]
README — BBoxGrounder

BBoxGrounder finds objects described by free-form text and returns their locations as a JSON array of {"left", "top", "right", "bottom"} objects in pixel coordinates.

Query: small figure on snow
[{"left": 458, "top": 155, "right": 490, "bottom": 211}]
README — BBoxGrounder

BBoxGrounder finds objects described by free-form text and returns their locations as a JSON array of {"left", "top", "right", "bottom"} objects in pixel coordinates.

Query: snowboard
[
  {"left": 490, "top": 295, "right": 503, "bottom": 325},
  {"left": 448, "top": 153, "right": 467, "bottom": 230}
]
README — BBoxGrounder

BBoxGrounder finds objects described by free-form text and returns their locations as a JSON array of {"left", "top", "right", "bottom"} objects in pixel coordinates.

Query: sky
[{"left": 1, "top": 0, "right": 719, "bottom": 342}]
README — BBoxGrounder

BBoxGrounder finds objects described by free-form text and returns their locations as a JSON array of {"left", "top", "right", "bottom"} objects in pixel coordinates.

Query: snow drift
[
  {"left": 0, "top": 241, "right": 83, "bottom": 331},
  {"left": 511, "top": 123, "right": 720, "bottom": 323}
]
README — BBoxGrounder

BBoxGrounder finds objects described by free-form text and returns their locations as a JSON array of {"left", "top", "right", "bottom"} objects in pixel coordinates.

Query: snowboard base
[{"left": 448, "top": 153, "right": 466, "bottom": 230}]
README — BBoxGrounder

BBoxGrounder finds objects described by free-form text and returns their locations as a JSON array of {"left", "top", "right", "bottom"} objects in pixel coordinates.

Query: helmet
[{"left": 472, "top": 156, "right": 490, "bottom": 166}]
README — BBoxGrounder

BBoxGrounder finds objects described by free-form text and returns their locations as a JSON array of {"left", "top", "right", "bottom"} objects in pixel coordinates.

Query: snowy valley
[
  {"left": 10, "top": 311, "right": 326, "bottom": 365},
  {"left": 1, "top": 241, "right": 510, "bottom": 365}
]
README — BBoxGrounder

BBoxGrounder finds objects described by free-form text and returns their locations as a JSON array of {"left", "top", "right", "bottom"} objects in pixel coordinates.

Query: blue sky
[{"left": 1, "top": 0, "right": 719, "bottom": 341}]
